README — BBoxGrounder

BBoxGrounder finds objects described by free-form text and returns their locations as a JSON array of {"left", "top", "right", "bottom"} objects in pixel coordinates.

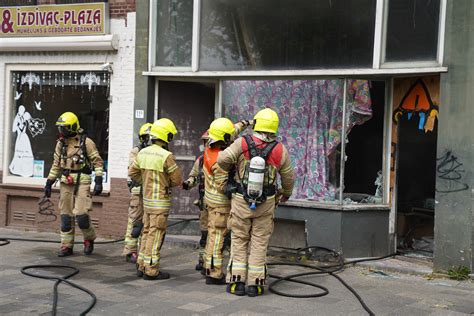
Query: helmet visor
[{"left": 58, "top": 125, "right": 72, "bottom": 137}]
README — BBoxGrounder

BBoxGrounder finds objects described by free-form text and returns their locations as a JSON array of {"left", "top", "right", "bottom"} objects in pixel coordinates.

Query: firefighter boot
[
  {"left": 247, "top": 285, "right": 264, "bottom": 297},
  {"left": 143, "top": 271, "right": 170, "bottom": 281},
  {"left": 57, "top": 246, "right": 73, "bottom": 257},
  {"left": 136, "top": 264, "right": 144, "bottom": 278},
  {"left": 206, "top": 275, "right": 226, "bottom": 285},
  {"left": 227, "top": 282, "right": 246, "bottom": 296},
  {"left": 83, "top": 240, "right": 94, "bottom": 255},
  {"left": 126, "top": 252, "right": 138, "bottom": 263}
]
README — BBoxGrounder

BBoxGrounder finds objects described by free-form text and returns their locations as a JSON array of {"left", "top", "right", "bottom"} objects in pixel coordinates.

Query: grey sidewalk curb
[{"left": 353, "top": 260, "right": 433, "bottom": 276}]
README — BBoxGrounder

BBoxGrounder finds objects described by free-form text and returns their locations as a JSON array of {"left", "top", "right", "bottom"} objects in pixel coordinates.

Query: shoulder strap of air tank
[
  {"left": 244, "top": 135, "right": 259, "bottom": 159},
  {"left": 79, "top": 133, "right": 90, "bottom": 165},
  {"left": 261, "top": 141, "right": 278, "bottom": 161}
]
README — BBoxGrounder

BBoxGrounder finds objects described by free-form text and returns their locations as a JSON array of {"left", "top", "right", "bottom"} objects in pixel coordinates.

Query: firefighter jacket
[
  {"left": 128, "top": 146, "right": 141, "bottom": 195},
  {"left": 203, "top": 147, "right": 231, "bottom": 208},
  {"left": 217, "top": 133, "right": 295, "bottom": 199},
  {"left": 128, "top": 142, "right": 182, "bottom": 213},
  {"left": 47, "top": 131, "right": 104, "bottom": 185}
]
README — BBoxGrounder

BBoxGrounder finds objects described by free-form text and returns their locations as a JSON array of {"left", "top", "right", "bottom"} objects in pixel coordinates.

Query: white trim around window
[
  {"left": 143, "top": 66, "right": 447, "bottom": 78},
  {"left": 2, "top": 64, "right": 111, "bottom": 191},
  {"left": 380, "top": 0, "right": 446, "bottom": 68}
]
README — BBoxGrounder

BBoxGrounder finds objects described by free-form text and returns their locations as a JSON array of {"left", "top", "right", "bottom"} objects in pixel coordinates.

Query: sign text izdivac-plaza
[{"left": 0, "top": 3, "right": 108, "bottom": 37}]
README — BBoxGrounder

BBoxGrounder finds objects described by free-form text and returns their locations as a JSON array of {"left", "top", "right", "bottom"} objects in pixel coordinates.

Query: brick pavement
[{"left": 0, "top": 228, "right": 473, "bottom": 315}]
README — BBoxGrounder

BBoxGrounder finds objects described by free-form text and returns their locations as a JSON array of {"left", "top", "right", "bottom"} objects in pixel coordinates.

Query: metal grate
[
  {"left": 91, "top": 218, "right": 99, "bottom": 229},
  {"left": 25, "top": 212, "right": 36, "bottom": 222}
]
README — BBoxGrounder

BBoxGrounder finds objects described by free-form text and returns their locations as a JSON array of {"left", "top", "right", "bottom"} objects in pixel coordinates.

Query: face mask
[
  {"left": 199, "top": 144, "right": 205, "bottom": 152},
  {"left": 58, "top": 126, "right": 72, "bottom": 138}
]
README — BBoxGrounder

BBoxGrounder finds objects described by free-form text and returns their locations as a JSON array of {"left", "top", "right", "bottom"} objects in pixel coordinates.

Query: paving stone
[{"left": 1, "top": 227, "right": 473, "bottom": 315}]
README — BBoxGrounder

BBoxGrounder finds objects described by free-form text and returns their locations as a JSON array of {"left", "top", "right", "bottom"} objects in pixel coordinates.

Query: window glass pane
[
  {"left": 8, "top": 71, "right": 109, "bottom": 180},
  {"left": 223, "top": 80, "right": 347, "bottom": 202},
  {"left": 385, "top": 0, "right": 440, "bottom": 62},
  {"left": 200, "top": 0, "right": 376, "bottom": 71},
  {"left": 343, "top": 80, "right": 385, "bottom": 204},
  {"left": 156, "top": 0, "right": 193, "bottom": 67}
]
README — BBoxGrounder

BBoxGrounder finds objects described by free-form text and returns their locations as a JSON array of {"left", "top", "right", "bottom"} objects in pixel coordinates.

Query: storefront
[
  {"left": 134, "top": 0, "right": 449, "bottom": 259},
  {"left": 0, "top": 2, "right": 136, "bottom": 237}
]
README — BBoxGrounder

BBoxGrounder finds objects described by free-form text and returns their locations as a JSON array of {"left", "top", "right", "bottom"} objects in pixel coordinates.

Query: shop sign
[{"left": 0, "top": 3, "right": 108, "bottom": 37}]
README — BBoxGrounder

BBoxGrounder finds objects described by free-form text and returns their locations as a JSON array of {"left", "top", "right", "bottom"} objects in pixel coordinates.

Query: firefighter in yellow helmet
[
  {"left": 44, "top": 112, "right": 104, "bottom": 257},
  {"left": 183, "top": 119, "right": 254, "bottom": 273},
  {"left": 198, "top": 117, "right": 236, "bottom": 285},
  {"left": 182, "top": 131, "right": 209, "bottom": 271},
  {"left": 122, "top": 123, "right": 152, "bottom": 263},
  {"left": 128, "top": 118, "right": 182, "bottom": 280},
  {"left": 217, "top": 108, "right": 295, "bottom": 296}
]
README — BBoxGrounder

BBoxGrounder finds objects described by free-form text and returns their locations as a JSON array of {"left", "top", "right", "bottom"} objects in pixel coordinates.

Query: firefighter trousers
[
  {"left": 122, "top": 193, "right": 144, "bottom": 255},
  {"left": 198, "top": 208, "right": 209, "bottom": 265},
  {"left": 205, "top": 206, "right": 230, "bottom": 279},
  {"left": 59, "top": 183, "right": 96, "bottom": 248},
  {"left": 137, "top": 207, "right": 169, "bottom": 277},
  {"left": 227, "top": 195, "right": 275, "bottom": 286}
]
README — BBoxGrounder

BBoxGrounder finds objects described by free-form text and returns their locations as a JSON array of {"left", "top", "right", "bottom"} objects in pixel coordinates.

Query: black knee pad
[
  {"left": 76, "top": 214, "right": 90, "bottom": 229},
  {"left": 131, "top": 221, "right": 143, "bottom": 238},
  {"left": 60, "top": 214, "right": 73, "bottom": 232},
  {"left": 199, "top": 231, "right": 208, "bottom": 247}
]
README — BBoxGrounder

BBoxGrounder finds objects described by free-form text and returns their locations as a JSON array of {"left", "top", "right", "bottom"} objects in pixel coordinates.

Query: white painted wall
[{"left": 0, "top": 12, "right": 136, "bottom": 180}]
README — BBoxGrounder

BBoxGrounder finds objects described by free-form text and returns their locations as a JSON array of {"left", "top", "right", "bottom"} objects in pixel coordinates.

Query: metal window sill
[{"left": 282, "top": 199, "right": 390, "bottom": 211}]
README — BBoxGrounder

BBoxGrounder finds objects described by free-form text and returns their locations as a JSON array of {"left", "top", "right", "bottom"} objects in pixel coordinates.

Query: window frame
[
  {"left": 149, "top": 0, "right": 447, "bottom": 74},
  {"left": 379, "top": 0, "right": 447, "bottom": 68},
  {"left": 2, "top": 64, "right": 111, "bottom": 191}
]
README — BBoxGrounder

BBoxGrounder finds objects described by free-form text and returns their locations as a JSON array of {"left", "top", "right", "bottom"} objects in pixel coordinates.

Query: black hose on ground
[
  {"left": 0, "top": 218, "right": 199, "bottom": 315},
  {"left": 21, "top": 265, "right": 96, "bottom": 316},
  {"left": 268, "top": 246, "right": 398, "bottom": 316}
]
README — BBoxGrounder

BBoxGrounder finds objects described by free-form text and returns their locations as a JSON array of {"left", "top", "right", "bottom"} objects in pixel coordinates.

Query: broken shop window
[{"left": 223, "top": 79, "right": 386, "bottom": 204}]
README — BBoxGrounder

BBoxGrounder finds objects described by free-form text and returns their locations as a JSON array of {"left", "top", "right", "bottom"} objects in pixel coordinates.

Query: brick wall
[
  {"left": 0, "top": 12, "right": 136, "bottom": 237},
  {"left": 0, "top": 171, "right": 130, "bottom": 238}
]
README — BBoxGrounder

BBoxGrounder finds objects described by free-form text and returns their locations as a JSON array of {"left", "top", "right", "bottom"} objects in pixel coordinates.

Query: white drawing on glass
[
  {"left": 80, "top": 72, "right": 101, "bottom": 91},
  {"left": 28, "top": 118, "right": 46, "bottom": 138},
  {"left": 35, "top": 100, "right": 42, "bottom": 111},
  {"left": 21, "top": 72, "right": 41, "bottom": 91},
  {"left": 9, "top": 105, "right": 34, "bottom": 177},
  {"left": 14, "top": 91, "right": 22, "bottom": 100}
]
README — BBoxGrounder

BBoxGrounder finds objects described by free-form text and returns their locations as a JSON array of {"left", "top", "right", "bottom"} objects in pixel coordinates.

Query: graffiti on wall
[{"left": 436, "top": 151, "right": 469, "bottom": 193}]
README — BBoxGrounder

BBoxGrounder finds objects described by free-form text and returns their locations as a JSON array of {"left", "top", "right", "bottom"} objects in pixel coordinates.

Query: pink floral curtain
[{"left": 223, "top": 80, "right": 372, "bottom": 201}]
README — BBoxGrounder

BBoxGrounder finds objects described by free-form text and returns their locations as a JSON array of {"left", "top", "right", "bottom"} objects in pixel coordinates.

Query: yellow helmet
[
  {"left": 208, "top": 118, "right": 235, "bottom": 143},
  {"left": 254, "top": 108, "right": 279, "bottom": 134},
  {"left": 56, "top": 112, "right": 80, "bottom": 136},
  {"left": 139, "top": 123, "right": 153, "bottom": 137},
  {"left": 150, "top": 118, "right": 178, "bottom": 143}
]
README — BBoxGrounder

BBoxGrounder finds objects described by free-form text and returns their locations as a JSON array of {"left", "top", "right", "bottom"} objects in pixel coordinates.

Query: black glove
[
  {"left": 182, "top": 181, "right": 190, "bottom": 190},
  {"left": 44, "top": 179, "right": 55, "bottom": 198},
  {"left": 93, "top": 176, "right": 103, "bottom": 196}
]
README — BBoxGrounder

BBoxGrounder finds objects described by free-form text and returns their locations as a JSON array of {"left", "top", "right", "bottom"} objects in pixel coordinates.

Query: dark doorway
[
  {"left": 396, "top": 113, "right": 438, "bottom": 255},
  {"left": 158, "top": 80, "right": 216, "bottom": 216}
]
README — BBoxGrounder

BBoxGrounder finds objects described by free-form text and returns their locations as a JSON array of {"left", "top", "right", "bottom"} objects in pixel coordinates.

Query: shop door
[
  {"left": 158, "top": 80, "right": 216, "bottom": 216},
  {"left": 392, "top": 76, "right": 439, "bottom": 255}
]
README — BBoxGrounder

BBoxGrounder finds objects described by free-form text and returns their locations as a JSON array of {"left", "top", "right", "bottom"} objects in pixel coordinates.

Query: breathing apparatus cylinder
[{"left": 247, "top": 156, "right": 266, "bottom": 210}]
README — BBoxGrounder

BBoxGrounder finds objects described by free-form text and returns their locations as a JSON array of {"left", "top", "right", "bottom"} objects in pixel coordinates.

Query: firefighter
[
  {"left": 122, "top": 122, "right": 152, "bottom": 263},
  {"left": 217, "top": 108, "right": 295, "bottom": 297},
  {"left": 182, "top": 131, "right": 209, "bottom": 271},
  {"left": 44, "top": 112, "right": 104, "bottom": 257},
  {"left": 200, "top": 118, "right": 236, "bottom": 285},
  {"left": 128, "top": 118, "right": 182, "bottom": 280}
]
